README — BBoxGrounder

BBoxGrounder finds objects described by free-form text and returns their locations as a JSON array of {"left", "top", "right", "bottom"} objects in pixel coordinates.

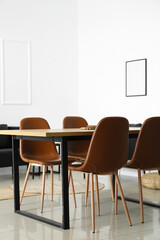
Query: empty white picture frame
[
  {"left": 1, "top": 39, "right": 31, "bottom": 104},
  {"left": 125, "top": 59, "right": 147, "bottom": 97}
]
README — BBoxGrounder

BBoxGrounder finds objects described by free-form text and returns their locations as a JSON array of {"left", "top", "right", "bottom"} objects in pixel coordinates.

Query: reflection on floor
[{"left": 0, "top": 168, "right": 160, "bottom": 240}]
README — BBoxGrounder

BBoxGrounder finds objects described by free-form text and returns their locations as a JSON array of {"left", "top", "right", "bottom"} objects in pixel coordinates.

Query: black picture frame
[{"left": 125, "top": 58, "right": 147, "bottom": 97}]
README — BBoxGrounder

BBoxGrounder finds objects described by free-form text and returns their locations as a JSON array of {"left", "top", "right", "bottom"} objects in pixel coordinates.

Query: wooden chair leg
[
  {"left": 115, "top": 174, "right": 118, "bottom": 215},
  {"left": 138, "top": 168, "right": 144, "bottom": 223},
  {"left": 41, "top": 166, "right": 46, "bottom": 213},
  {"left": 109, "top": 175, "right": 115, "bottom": 202},
  {"left": 115, "top": 173, "right": 132, "bottom": 226},
  {"left": 90, "top": 173, "right": 95, "bottom": 233},
  {"left": 95, "top": 175, "right": 100, "bottom": 216},
  {"left": 69, "top": 170, "right": 77, "bottom": 208},
  {"left": 20, "top": 163, "right": 32, "bottom": 205},
  {"left": 51, "top": 166, "right": 53, "bottom": 201},
  {"left": 85, "top": 173, "right": 89, "bottom": 206}
]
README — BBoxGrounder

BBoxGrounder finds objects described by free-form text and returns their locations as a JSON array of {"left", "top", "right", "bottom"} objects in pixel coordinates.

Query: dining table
[{"left": 0, "top": 127, "right": 140, "bottom": 230}]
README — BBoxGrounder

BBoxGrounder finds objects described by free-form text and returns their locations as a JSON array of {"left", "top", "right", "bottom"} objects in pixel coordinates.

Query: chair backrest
[
  {"left": 63, "top": 116, "right": 90, "bottom": 157},
  {"left": 79, "top": 117, "right": 129, "bottom": 174},
  {"left": 20, "top": 117, "right": 59, "bottom": 162},
  {"left": 130, "top": 117, "right": 160, "bottom": 169}
]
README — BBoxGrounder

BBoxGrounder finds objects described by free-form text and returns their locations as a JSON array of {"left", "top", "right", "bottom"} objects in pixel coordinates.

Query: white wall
[
  {"left": 1, "top": 0, "right": 160, "bottom": 128},
  {"left": 0, "top": 0, "right": 78, "bottom": 128},
  {"left": 78, "top": 0, "right": 160, "bottom": 125}
]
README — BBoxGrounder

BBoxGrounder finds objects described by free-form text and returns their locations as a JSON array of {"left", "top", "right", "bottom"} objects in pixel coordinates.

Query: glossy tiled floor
[{"left": 0, "top": 168, "right": 160, "bottom": 240}]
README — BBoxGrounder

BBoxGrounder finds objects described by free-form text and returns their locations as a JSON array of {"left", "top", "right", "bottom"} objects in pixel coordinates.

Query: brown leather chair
[
  {"left": 125, "top": 117, "right": 160, "bottom": 223},
  {"left": 63, "top": 116, "right": 115, "bottom": 210},
  {"left": 20, "top": 117, "right": 73, "bottom": 213},
  {"left": 63, "top": 116, "right": 90, "bottom": 208},
  {"left": 63, "top": 116, "right": 89, "bottom": 161},
  {"left": 68, "top": 117, "right": 132, "bottom": 232}
]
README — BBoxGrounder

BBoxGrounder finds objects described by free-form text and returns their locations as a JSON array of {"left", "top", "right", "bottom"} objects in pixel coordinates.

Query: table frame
[
  {"left": 12, "top": 134, "right": 92, "bottom": 230},
  {"left": 0, "top": 127, "right": 143, "bottom": 230}
]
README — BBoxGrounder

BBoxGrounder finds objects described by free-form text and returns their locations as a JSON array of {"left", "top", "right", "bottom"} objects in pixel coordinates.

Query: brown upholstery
[
  {"left": 63, "top": 116, "right": 115, "bottom": 207},
  {"left": 63, "top": 116, "right": 90, "bottom": 161},
  {"left": 69, "top": 117, "right": 129, "bottom": 174},
  {"left": 68, "top": 117, "right": 132, "bottom": 232},
  {"left": 20, "top": 117, "right": 73, "bottom": 213},
  {"left": 126, "top": 117, "right": 160, "bottom": 170},
  {"left": 63, "top": 116, "right": 91, "bottom": 208},
  {"left": 125, "top": 117, "right": 160, "bottom": 223},
  {"left": 20, "top": 117, "right": 60, "bottom": 165}
]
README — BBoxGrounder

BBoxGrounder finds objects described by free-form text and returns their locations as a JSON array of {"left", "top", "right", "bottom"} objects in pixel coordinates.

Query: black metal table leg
[
  {"left": 12, "top": 136, "right": 20, "bottom": 211},
  {"left": 61, "top": 137, "right": 70, "bottom": 229},
  {"left": 117, "top": 196, "right": 160, "bottom": 208},
  {"left": 11, "top": 135, "right": 70, "bottom": 229}
]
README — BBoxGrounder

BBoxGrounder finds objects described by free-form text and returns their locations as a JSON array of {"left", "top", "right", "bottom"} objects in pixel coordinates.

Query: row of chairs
[{"left": 19, "top": 116, "right": 160, "bottom": 233}]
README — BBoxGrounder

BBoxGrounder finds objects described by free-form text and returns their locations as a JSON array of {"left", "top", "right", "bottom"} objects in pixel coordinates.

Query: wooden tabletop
[{"left": 0, "top": 127, "right": 140, "bottom": 137}]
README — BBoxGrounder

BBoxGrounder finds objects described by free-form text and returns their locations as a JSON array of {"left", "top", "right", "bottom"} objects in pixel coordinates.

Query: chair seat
[
  {"left": 68, "top": 154, "right": 86, "bottom": 162},
  {"left": 124, "top": 162, "right": 136, "bottom": 169},
  {"left": 68, "top": 163, "right": 83, "bottom": 170},
  {"left": 22, "top": 154, "right": 75, "bottom": 166}
]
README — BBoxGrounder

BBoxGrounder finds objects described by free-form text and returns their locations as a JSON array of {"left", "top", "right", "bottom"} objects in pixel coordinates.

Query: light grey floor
[{"left": 0, "top": 167, "right": 160, "bottom": 240}]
